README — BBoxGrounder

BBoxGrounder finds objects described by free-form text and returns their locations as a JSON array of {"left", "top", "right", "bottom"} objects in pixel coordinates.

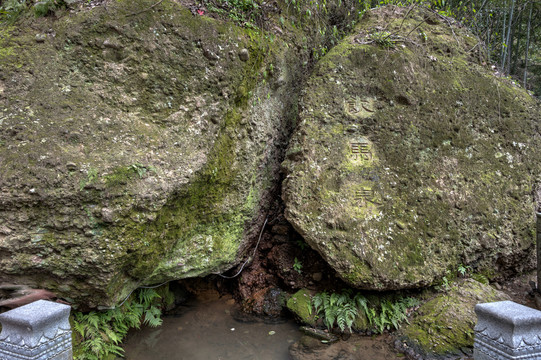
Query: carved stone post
[
  {"left": 474, "top": 301, "right": 541, "bottom": 359},
  {"left": 0, "top": 300, "right": 72, "bottom": 360}
]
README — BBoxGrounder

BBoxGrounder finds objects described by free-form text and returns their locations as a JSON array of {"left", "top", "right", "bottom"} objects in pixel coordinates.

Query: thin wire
[{"left": 214, "top": 217, "right": 268, "bottom": 279}]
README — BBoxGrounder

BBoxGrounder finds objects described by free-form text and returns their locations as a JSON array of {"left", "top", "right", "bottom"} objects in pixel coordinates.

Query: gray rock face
[{"left": 282, "top": 6, "right": 541, "bottom": 290}]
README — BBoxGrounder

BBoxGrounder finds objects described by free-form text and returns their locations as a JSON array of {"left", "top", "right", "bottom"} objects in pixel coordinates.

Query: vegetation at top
[{"left": 1, "top": 0, "right": 540, "bottom": 94}]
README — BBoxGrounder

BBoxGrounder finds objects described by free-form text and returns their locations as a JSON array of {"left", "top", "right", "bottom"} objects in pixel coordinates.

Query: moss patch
[
  {"left": 287, "top": 289, "right": 318, "bottom": 327},
  {"left": 399, "top": 279, "right": 510, "bottom": 356}
]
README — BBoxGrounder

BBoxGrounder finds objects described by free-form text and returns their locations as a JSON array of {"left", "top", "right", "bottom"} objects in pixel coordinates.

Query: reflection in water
[{"left": 123, "top": 295, "right": 301, "bottom": 360}]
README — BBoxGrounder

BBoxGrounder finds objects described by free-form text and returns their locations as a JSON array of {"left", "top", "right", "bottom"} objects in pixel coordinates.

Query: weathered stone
[
  {"left": 0, "top": 300, "right": 72, "bottom": 360},
  {"left": 399, "top": 279, "right": 510, "bottom": 358},
  {"left": 239, "top": 48, "right": 250, "bottom": 62},
  {"left": 299, "top": 326, "right": 338, "bottom": 342},
  {"left": 282, "top": 6, "right": 541, "bottom": 290},
  {"left": 0, "top": 0, "right": 301, "bottom": 308},
  {"left": 35, "top": 34, "right": 46, "bottom": 43},
  {"left": 474, "top": 301, "right": 541, "bottom": 360}
]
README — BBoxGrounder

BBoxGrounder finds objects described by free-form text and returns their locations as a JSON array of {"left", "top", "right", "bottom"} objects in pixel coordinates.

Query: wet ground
[
  {"left": 123, "top": 271, "right": 541, "bottom": 360},
  {"left": 122, "top": 292, "right": 402, "bottom": 360},
  {"left": 123, "top": 293, "right": 301, "bottom": 360}
]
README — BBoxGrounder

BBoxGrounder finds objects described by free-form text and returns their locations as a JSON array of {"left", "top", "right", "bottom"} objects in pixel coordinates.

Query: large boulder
[
  {"left": 282, "top": 6, "right": 541, "bottom": 290},
  {"left": 0, "top": 0, "right": 304, "bottom": 307}
]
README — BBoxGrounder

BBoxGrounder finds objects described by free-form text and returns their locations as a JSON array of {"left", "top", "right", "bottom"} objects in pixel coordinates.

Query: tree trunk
[{"left": 523, "top": 1, "right": 533, "bottom": 88}]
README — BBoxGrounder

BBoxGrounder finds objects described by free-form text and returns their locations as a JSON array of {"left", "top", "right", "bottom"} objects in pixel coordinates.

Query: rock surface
[
  {"left": 289, "top": 333, "right": 399, "bottom": 360},
  {"left": 398, "top": 279, "right": 510, "bottom": 358},
  {"left": 0, "top": 0, "right": 304, "bottom": 308},
  {"left": 282, "top": 6, "right": 541, "bottom": 290}
]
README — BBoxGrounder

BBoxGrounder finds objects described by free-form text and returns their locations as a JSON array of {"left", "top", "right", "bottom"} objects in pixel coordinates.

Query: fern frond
[
  {"left": 354, "top": 294, "right": 369, "bottom": 315},
  {"left": 144, "top": 306, "right": 163, "bottom": 327},
  {"left": 312, "top": 293, "right": 323, "bottom": 315}
]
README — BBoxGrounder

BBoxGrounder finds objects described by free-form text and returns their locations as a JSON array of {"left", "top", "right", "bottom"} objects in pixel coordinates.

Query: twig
[{"left": 125, "top": 0, "right": 164, "bottom": 17}]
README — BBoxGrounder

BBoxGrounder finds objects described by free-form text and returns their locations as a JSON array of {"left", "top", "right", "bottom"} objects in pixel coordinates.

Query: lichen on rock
[{"left": 282, "top": 6, "right": 541, "bottom": 290}]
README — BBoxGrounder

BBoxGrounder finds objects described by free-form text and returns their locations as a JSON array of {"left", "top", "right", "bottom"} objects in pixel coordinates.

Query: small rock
[
  {"left": 299, "top": 326, "right": 338, "bottom": 342},
  {"left": 0, "top": 226, "right": 12, "bottom": 235},
  {"left": 103, "top": 39, "right": 122, "bottom": 49},
  {"left": 312, "top": 272, "right": 323, "bottom": 282},
  {"left": 203, "top": 48, "right": 219, "bottom": 61},
  {"left": 35, "top": 34, "right": 46, "bottom": 43},
  {"left": 101, "top": 208, "right": 114, "bottom": 223},
  {"left": 239, "top": 48, "right": 250, "bottom": 62},
  {"left": 66, "top": 162, "right": 77, "bottom": 171},
  {"left": 140, "top": 72, "right": 149, "bottom": 80}
]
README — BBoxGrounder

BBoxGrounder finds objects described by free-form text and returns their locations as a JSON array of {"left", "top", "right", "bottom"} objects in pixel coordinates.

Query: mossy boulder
[
  {"left": 0, "top": 0, "right": 307, "bottom": 308},
  {"left": 282, "top": 6, "right": 541, "bottom": 290},
  {"left": 399, "top": 279, "right": 510, "bottom": 357}
]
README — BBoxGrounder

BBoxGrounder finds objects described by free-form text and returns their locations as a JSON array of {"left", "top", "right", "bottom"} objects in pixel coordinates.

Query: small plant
[
  {"left": 311, "top": 290, "right": 419, "bottom": 334},
  {"left": 72, "top": 288, "right": 167, "bottom": 360},
  {"left": 457, "top": 264, "right": 472, "bottom": 277},
  {"left": 440, "top": 275, "right": 450, "bottom": 290},
  {"left": 367, "top": 297, "right": 419, "bottom": 333},
  {"left": 79, "top": 167, "right": 98, "bottom": 190},
  {"left": 472, "top": 273, "right": 489, "bottom": 285},
  {"left": 33, "top": 0, "right": 65, "bottom": 17},
  {"left": 370, "top": 31, "right": 396, "bottom": 48},
  {"left": 203, "top": 0, "right": 262, "bottom": 28},
  {"left": 0, "top": 0, "right": 27, "bottom": 22},
  {"left": 295, "top": 238, "right": 307, "bottom": 250},
  {"left": 293, "top": 257, "right": 303, "bottom": 274},
  {"left": 312, "top": 291, "right": 359, "bottom": 332}
]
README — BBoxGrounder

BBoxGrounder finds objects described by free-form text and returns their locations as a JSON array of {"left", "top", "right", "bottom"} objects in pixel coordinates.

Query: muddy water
[
  {"left": 123, "top": 294, "right": 300, "bottom": 360},
  {"left": 123, "top": 294, "right": 403, "bottom": 360}
]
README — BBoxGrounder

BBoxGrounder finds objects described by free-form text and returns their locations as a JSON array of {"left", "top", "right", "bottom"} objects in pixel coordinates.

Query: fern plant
[
  {"left": 72, "top": 288, "right": 167, "bottom": 360},
  {"left": 311, "top": 290, "right": 419, "bottom": 334},
  {"left": 312, "top": 291, "right": 359, "bottom": 332}
]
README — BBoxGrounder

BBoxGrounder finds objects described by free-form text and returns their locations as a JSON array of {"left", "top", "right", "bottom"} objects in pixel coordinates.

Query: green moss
[
  {"left": 401, "top": 279, "right": 510, "bottom": 356},
  {"left": 0, "top": 26, "right": 18, "bottom": 65},
  {"left": 287, "top": 289, "right": 317, "bottom": 326}
]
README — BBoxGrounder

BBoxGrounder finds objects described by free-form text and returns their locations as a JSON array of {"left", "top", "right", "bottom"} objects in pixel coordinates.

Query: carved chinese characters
[
  {"left": 348, "top": 137, "right": 380, "bottom": 208},
  {"left": 344, "top": 97, "right": 376, "bottom": 118}
]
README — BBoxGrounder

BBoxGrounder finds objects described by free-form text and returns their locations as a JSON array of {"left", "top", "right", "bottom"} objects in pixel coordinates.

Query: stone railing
[
  {"left": 0, "top": 300, "right": 72, "bottom": 360},
  {"left": 474, "top": 300, "right": 541, "bottom": 360}
]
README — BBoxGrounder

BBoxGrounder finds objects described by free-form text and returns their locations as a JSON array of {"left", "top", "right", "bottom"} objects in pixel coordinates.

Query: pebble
[
  {"left": 203, "top": 48, "right": 219, "bottom": 61},
  {"left": 239, "top": 48, "right": 250, "bottom": 62},
  {"left": 35, "top": 34, "right": 46, "bottom": 43},
  {"left": 66, "top": 162, "right": 77, "bottom": 171}
]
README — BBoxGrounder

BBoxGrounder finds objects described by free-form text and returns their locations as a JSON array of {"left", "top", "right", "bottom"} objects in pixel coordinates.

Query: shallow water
[{"left": 123, "top": 295, "right": 301, "bottom": 360}]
